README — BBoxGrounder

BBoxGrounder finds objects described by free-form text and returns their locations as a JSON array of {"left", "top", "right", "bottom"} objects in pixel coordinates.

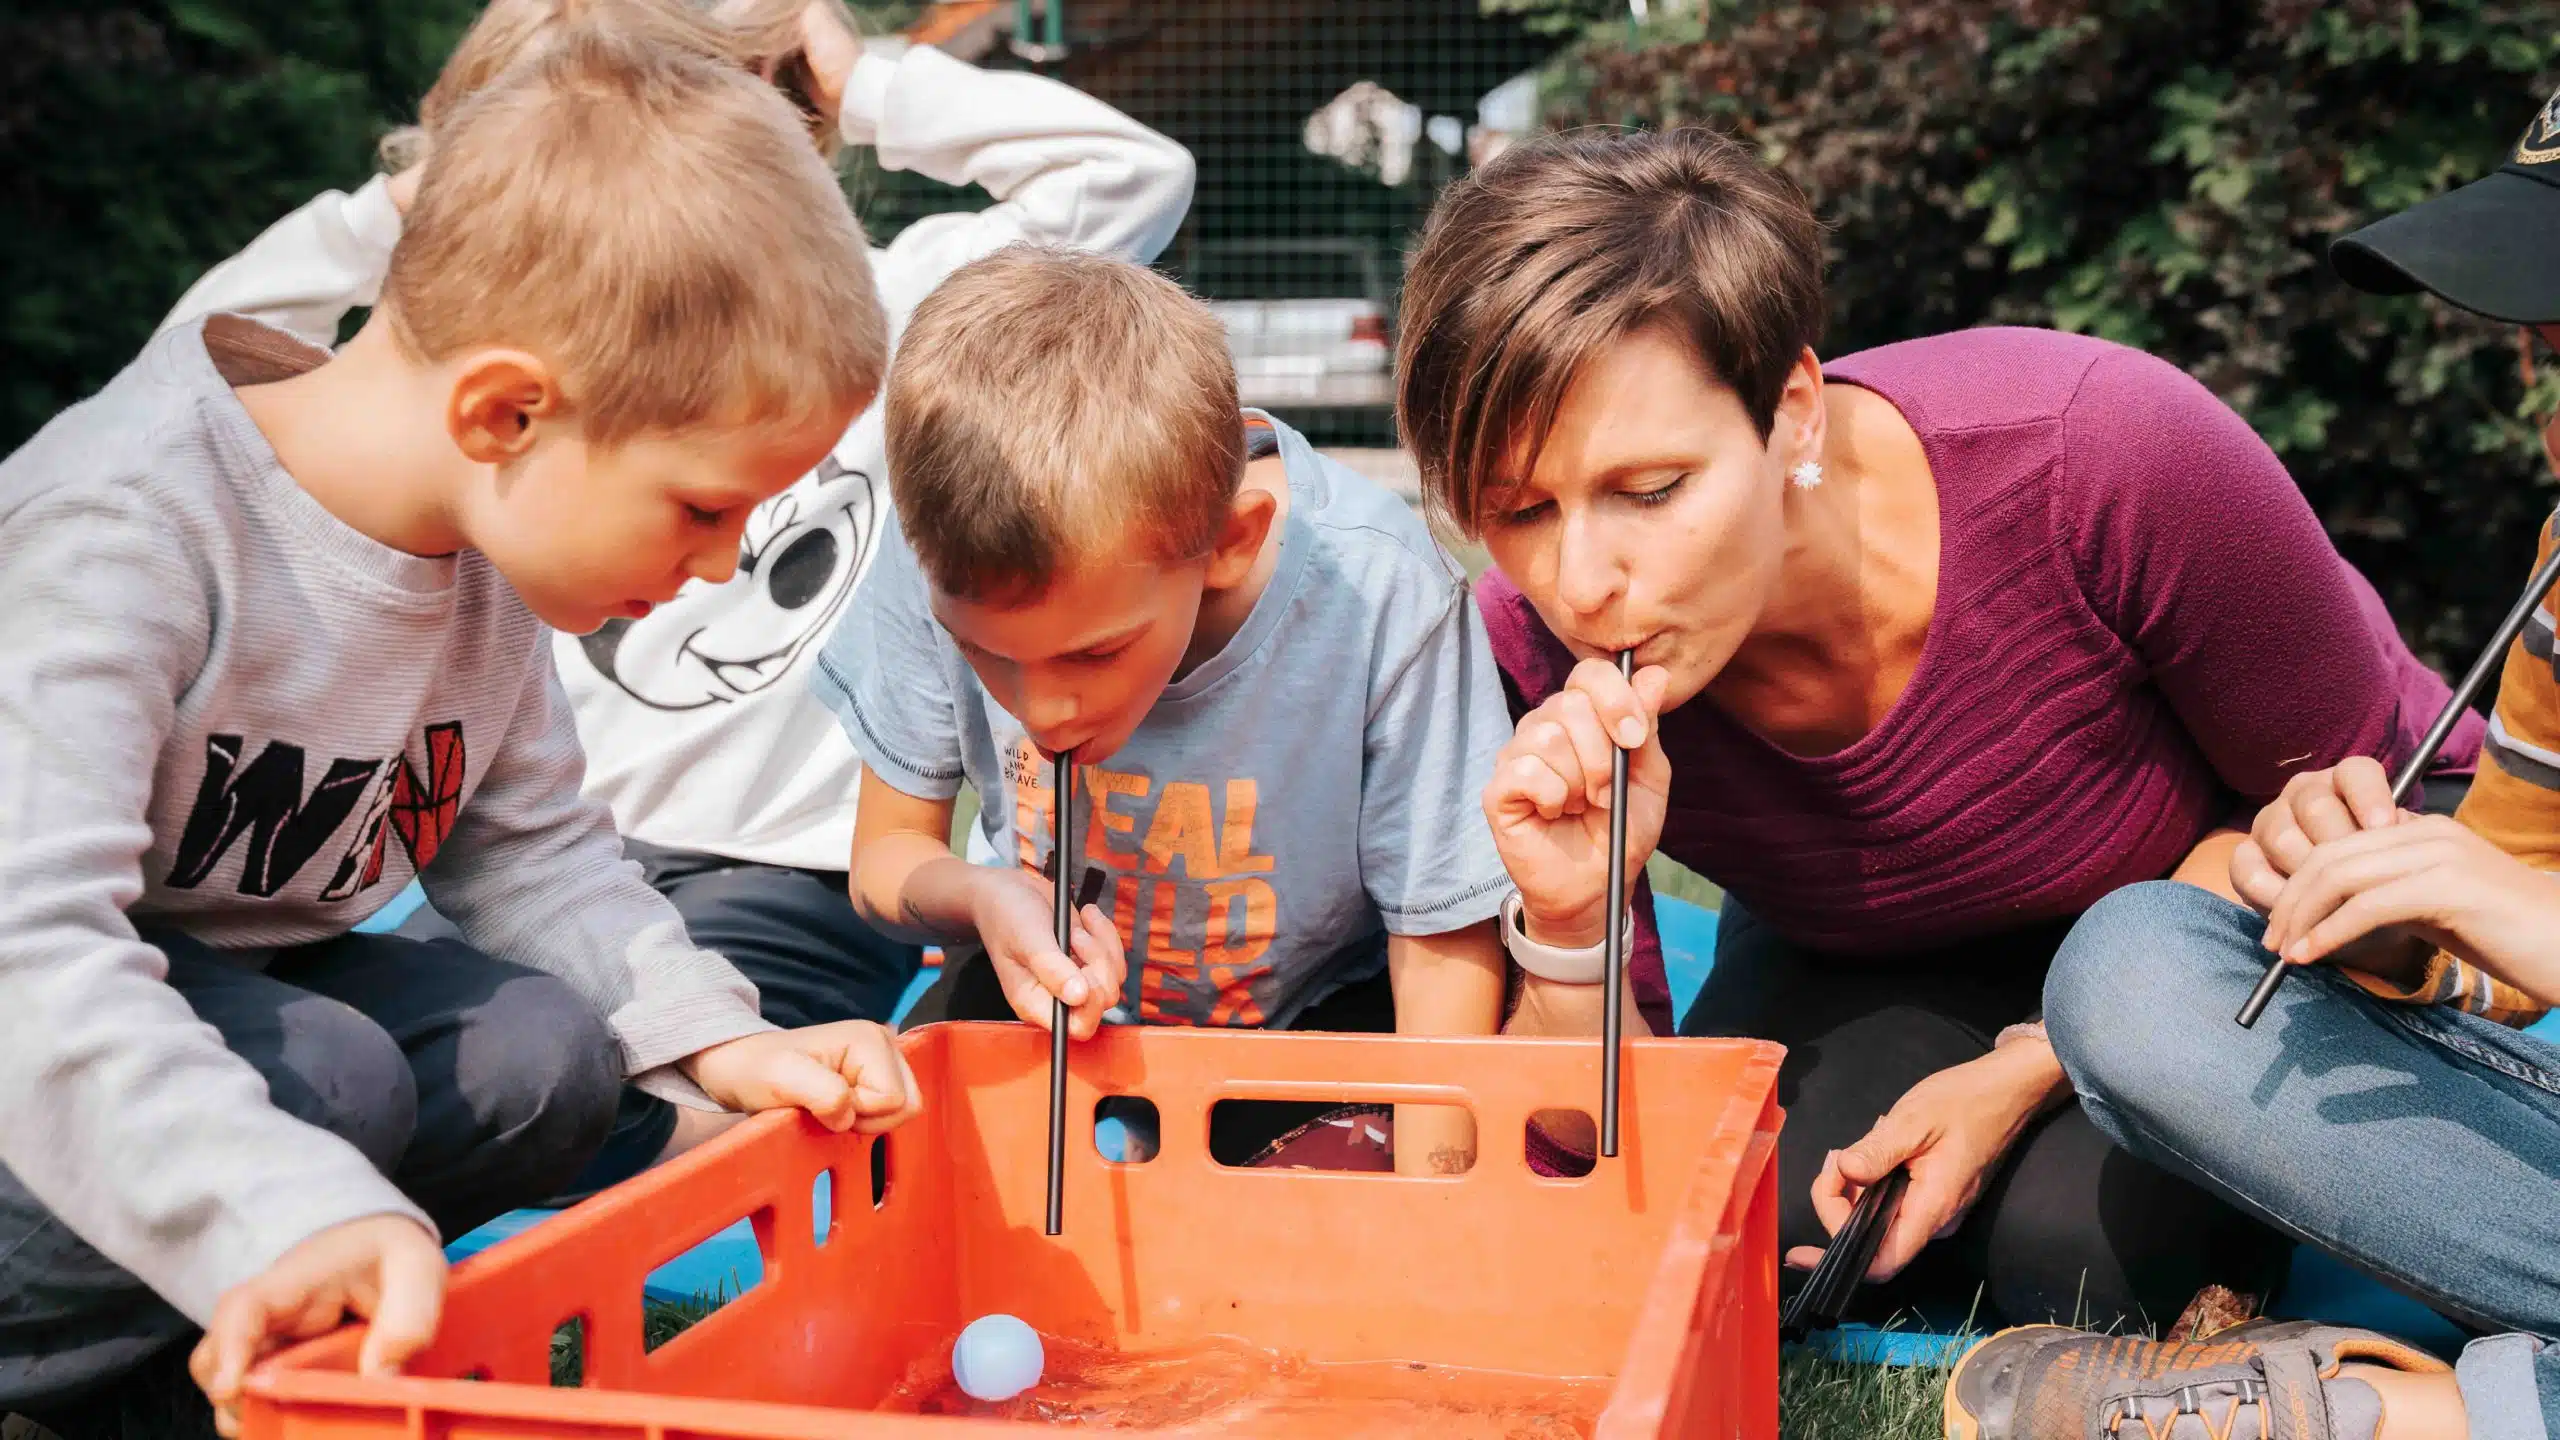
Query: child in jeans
[
  {"left": 814, "top": 246, "right": 1512, "bottom": 1177},
  {"left": 1949, "top": 83, "right": 2560, "bottom": 1440},
  {"left": 0, "top": 25, "right": 918, "bottom": 1437}
]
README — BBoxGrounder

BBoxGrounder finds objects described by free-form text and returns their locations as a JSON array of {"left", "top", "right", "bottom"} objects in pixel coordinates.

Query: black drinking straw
[
  {"left": 1601, "top": 649, "right": 1632, "bottom": 1159},
  {"left": 1779, "top": 1166, "right": 1909, "bottom": 1340},
  {"left": 1046, "top": 748, "right": 1075, "bottom": 1236},
  {"left": 2235, "top": 545, "right": 2560, "bottom": 1028}
]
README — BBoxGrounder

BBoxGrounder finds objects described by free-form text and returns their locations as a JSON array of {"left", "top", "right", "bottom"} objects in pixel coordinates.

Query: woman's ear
[
  {"left": 1204, "top": 484, "right": 1279, "bottom": 590},
  {"left": 1774, "top": 344, "right": 1827, "bottom": 472},
  {"left": 446, "top": 349, "right": 562, "bottom": 466}
]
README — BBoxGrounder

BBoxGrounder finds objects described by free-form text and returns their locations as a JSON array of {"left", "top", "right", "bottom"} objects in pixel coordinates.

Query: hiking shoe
[{"left": 1944, "top": 1320, "right": 2448, "bottom": 1440}]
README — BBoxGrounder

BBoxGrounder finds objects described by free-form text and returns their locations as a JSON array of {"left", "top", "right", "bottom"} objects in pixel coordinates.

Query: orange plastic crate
[{"left": 243, "top": 1023, "right": 1783, "bottom": 1439}]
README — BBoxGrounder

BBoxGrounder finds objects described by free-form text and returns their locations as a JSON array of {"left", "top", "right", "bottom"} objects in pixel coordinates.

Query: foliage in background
[
  {"left": 16, "top": 0, "right": 2557, "bottom": 671},
  {"left": 1480, "top": 0, "right": 1628, "bottom": 36},
  {"left": 1532, "top": 0, "right": 2560, "bottom": 668},
  {"left": 0, "top": 0, "right": 943, "bottom": 452},
  {"left": 1, "top": 3, "right": 478, "bottom": 446}
]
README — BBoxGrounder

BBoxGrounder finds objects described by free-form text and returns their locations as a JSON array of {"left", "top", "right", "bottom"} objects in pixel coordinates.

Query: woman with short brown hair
[{"left": 1408, "top": 128, "right": 2479, "bottom": 1329}]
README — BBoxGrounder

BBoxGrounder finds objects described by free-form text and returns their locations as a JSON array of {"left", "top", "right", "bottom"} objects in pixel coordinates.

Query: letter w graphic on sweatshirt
[{"left": 168, "top": 722, "right": 465, "bottom": 899}]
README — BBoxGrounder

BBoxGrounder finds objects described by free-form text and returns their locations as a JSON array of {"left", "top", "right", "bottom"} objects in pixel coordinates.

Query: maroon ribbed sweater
[{"left": 1477, "top": 329, "right": 2483, "bottom": 1033}]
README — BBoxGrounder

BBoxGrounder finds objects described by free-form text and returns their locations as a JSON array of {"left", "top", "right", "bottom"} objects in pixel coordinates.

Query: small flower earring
[{"left": 1790, "top": 459, "right": 1825, "bottom": 490}]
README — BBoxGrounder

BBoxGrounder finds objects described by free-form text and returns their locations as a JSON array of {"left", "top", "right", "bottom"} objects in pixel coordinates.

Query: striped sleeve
[{"left": 2346, "top": 511, "right": 2559, "bottom": 1028}]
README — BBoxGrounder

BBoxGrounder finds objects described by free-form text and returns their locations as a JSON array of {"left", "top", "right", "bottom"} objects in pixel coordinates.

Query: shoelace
[{"left": 2103, "top": 1377, "right": 2267, "bottom": 1440}]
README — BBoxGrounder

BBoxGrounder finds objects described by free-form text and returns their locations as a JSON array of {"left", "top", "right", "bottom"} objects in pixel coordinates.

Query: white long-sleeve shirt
[{"left": 162, "top": 43, "right": 1195, "bottom": 871}]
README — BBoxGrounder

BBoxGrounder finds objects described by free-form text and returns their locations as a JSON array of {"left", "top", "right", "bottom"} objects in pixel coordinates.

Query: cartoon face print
[{"left": 577, "top": 456, "right": 881, "bottom": 711}]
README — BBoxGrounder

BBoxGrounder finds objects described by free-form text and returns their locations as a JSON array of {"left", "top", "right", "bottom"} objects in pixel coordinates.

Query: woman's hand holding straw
[{"left": 1602, "top": 649, "right": 1632, "bottom": 1158}]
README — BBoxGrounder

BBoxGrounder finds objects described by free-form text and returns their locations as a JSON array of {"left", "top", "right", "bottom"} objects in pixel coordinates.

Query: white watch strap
[{"left": 1499, "top": 890, "right": 1627, "bottom": 986}]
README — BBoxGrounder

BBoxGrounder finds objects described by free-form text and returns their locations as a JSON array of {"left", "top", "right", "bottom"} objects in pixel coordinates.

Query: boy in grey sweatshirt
[{"left": 0, "top": 23, "right": 919, "bottom": 1435}]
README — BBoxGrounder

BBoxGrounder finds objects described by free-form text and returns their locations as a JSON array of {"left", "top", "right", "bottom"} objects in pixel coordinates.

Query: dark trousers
[
  {"left": 398, "top": 839, "right": 924, "bottom": 1197},
  {"left": 0, "top": 930, "right": 623, "bottom": 1429},
  {"left": 1680, "top": 900, "right": 2291, "bottom": 1332},
  {"left": 904, "top": 947, "right": 1396, "bottom": 1166}
]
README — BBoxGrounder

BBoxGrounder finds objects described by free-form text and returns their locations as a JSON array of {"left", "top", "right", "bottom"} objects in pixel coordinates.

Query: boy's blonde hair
[
  {"left": 384, "top": 0, "right": 852, "bottom": 168},
  {"left": 885, "top": 246, "right": 1244, "bottom": 603},
  {"left": 380, "top": 17, "right": 887, "bottom": 444}
]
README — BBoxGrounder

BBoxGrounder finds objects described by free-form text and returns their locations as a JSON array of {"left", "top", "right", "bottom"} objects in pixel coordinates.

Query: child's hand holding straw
[
  {"left": 966, "top": 866, "right": 1125, "bottom": 1041},
  {"left": 2258, "top": 810, "right": 2560, "bottom": 1008},
  {"left": 2230, "top": 757, "right": 2434, "bottom": 983}
]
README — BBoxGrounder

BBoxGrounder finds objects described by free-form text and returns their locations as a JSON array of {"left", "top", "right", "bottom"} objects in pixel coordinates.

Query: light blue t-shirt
[{"left": 813, "top": 416, "right": 1511, "bottom": 1028}]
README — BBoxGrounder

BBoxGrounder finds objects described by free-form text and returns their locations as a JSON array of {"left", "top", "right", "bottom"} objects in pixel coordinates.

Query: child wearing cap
[{"left": 1944, "top": 87, "right": 2560, "bottom": 1440}]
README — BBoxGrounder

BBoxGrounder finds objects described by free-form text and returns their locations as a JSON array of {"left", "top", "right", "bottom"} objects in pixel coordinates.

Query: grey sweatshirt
[{"left": 0, "top": 316, "right": 775, "bottom": 1324}]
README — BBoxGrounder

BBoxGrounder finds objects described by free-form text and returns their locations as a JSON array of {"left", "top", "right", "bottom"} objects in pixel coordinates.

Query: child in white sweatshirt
[{"left": 162, "top": 0, "right": 1196, "bottom": 1193}]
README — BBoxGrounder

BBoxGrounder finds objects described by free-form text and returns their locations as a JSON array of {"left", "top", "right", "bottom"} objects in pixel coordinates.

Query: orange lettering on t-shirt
[
  {"left": 1136, "top": 876, "right": 1195, "bottom": 1023},
  {"left": 1203, "top": 876, "right": 1277, "bottom": 1026},
  {"left": 1084, "top": 768, "right": 1149, "bottom": 868},
  {"left": 1141, "top": 781, "right": 1219, "bottom": 878},
  {"left": 1146, "top": 877, "right": 1194, "bottom": 970},
  {"left": 1108, "top": 871, "right": 1141, "bottom": 945},
  {"left": 1218, "top": 779, "right": 1276, "bottom": 874}
]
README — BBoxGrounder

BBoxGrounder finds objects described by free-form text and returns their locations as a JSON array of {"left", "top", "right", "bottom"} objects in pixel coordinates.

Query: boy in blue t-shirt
[{"left": 813, "top": 245, "right": 1512, "bottom": 1176}]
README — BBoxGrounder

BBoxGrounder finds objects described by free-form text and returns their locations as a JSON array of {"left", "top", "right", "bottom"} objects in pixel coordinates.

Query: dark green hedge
[
  {"left": 1538, "top": 0, "right": 2560, "bottom": 669},
  {"left": 0, "top": 0, "right": 943, "bottom": 454},
  {"left": 1, "top": 4, "right": 479, "bottom": 446}
]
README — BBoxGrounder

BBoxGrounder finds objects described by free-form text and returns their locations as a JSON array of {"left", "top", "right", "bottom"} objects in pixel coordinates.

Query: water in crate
[{"left": 881, "top": 1330, "right": 1609, "bottom": 1436}]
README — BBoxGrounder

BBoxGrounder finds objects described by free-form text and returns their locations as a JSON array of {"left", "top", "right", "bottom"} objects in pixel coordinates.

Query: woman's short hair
[{"left": 1396, "top": 128, "right": 1828, "bottom": 533}]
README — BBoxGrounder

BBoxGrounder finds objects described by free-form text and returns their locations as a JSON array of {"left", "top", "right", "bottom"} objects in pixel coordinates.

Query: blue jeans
[{"left": 2045, "top": 881, "right": 2560, "bottom": 1437}]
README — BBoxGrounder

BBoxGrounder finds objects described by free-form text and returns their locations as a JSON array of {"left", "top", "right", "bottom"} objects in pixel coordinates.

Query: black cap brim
[{"left": 2330, "top": 167, "right": 2560, "bottom": 325}]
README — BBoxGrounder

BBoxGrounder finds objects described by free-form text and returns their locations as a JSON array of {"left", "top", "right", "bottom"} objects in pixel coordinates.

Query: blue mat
[
  {"left": 438, "top": 894, "right": 2526, "bottom": 1356},
  {"left": 444, "top": 1183, "right": 804, "bottom": 1305},
  {"left": 351, "top": 881, "right": 428, "bottom": 934}
]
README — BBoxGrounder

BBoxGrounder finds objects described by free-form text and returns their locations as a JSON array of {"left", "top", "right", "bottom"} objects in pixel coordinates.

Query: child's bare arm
[
  {"left": 847, "top": 768, "right": 973, "bottom": 942},
  {"left": 849, "top": 770, "right": 1125, "bottom": 1037},
  {"left": 1385, "top": 920, "right": 1504, "bottom": 1177}
]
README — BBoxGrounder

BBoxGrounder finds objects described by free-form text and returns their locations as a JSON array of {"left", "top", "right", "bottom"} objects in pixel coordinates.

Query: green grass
[
  {"left": 1779, "top": 1352, "right": 1956, "bottom": 1440},
  {"left": 549, "top": 1295, "right": 731, "bottom": 1387},
  {"left": 1648, "top": 854, "right": 1722, "bottom": 911}
]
